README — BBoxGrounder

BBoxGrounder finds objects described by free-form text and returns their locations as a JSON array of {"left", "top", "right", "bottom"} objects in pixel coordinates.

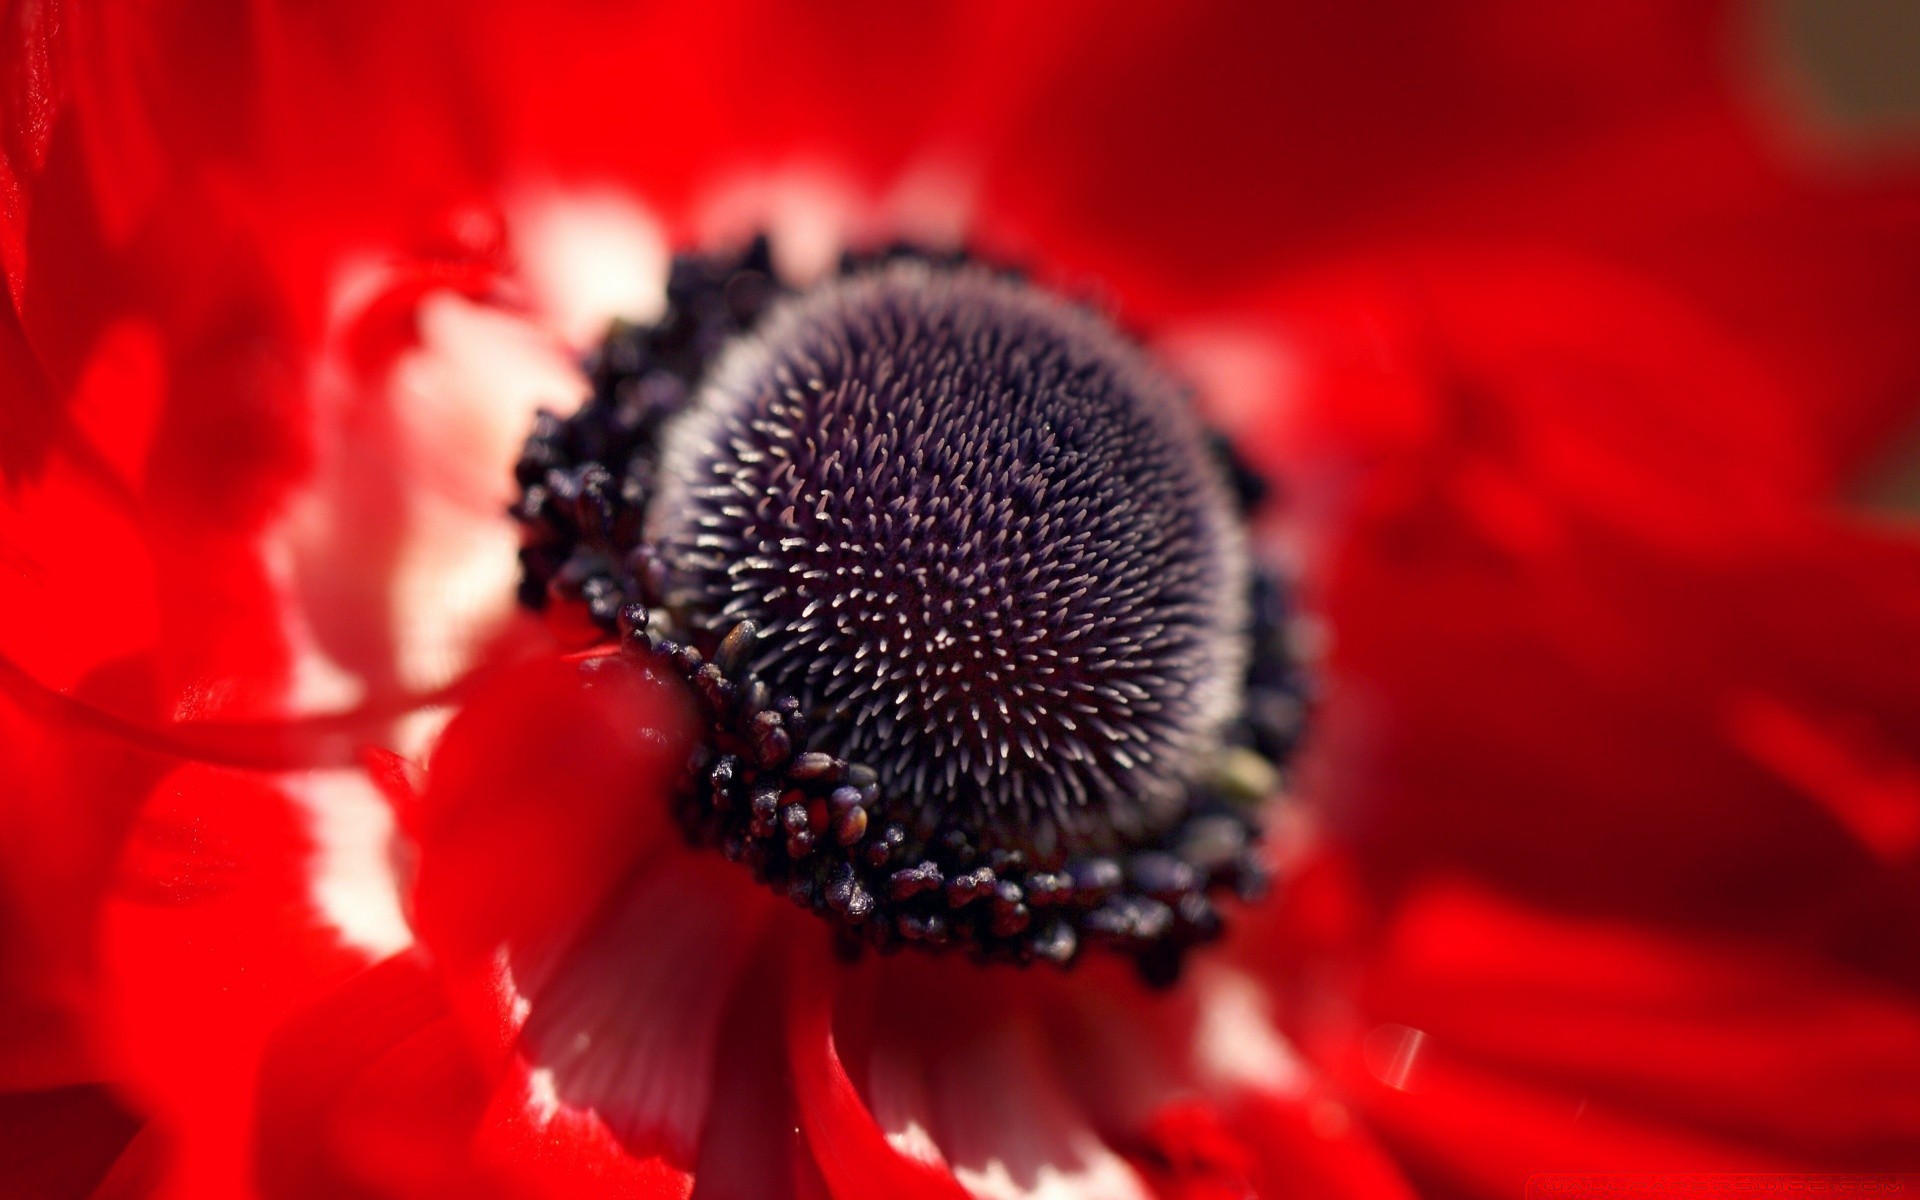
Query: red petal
[
  {"left": 1301, "top": 881, "right": 1920, "bottom": 1194},
  {"left": 473, "top": 1065, "right": 694, "bottom": 1200},
  {"left": 97, "top": 763, "right": 368, "bottom": 1198},
  {"left": 1121, "top": 1101, "right": 1258, "bottom": 1200},
  {"left": 1252, "top": 255, "right": 1920, "bottom": 979},
  {"left": 255, "top": 951, "right": 698, "bottom": 1200},
  {"left": 411, "top": 654, "right": 696, "bottom": 967},
  {"left": 978, "top": 3, "right": 1734, "bottom": 311},
  {"left": 255, "top": 952, "right": 500, "bottom": 1200},
  {"left": 1215, "top": 1090, "right": 1418, "bottom": 1200},
  {"left": 0, "top": 675, "right": 163, "bottom": 1089},
  {"left": 1411, "top": 106, "right": 1920, "bottom": 479},
  {"left": 785, "top": 951, "right": 973, "bottom": 1200}
]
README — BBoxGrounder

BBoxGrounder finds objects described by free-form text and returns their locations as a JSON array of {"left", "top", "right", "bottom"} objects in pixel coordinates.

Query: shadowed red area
[{"left": 0, "top": 1084, "right": 143, "bottom": 1200}]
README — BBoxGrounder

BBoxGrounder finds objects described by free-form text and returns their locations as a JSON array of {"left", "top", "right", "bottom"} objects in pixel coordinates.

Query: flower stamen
[{"left": 512, "top": 240, "right": 1306, "bottom": 983}]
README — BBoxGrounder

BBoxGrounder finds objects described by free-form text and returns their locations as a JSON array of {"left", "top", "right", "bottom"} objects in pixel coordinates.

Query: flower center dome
[
  {"left": 646, "top": 262, "right": 1248, "bottom": 860},
  {"left": 510, "top": 241, "right": 1303, "bottom": 983}
]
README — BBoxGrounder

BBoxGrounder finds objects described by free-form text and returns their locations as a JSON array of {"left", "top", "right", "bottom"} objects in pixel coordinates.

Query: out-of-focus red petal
[
  {"left": 0, "top": 307, "right": 303, "bottom": 1084},
  {"left": 0, "top": 0, "right": 70, "bottom": 286},
  {"left": 0, "top": 289, "right": 56, "bottom": 475},
  {"left": 97, "top": 763, "right": 368, "bottom": 1199},
  {"left": 0, "top": 331, "right": 161, "bottom": 689},
  {"left": 1406, "top": 106, "right": 1920, "bottom": 480},
  {"left": 978, "top": 2, "right": 1732, "bottom": 310},
  {"left": 1234, "top": 1091, "right": 1420, "bottom": 1200},
  {"left": 1318, "top": 505, "right": 1920, "bottom": 971},
  {"left": 88, "top": 1121, "right": 169, "bottom": 1200},
  {"left": 0, "top": 677, "right": 164, "bottom": 1090},
  {"left": 1241, "top": 251, "right": 1817, "bottom": 529},
  {"left": 254, "top": 951, "right": 501, "bottom": 1200},
  {"left": 255, "top": 950, "right": 699, "bottom": 1200},
  {"left": 411, "top": 653, "right": 695, "bottom": 967},
  {"left": 1247, "top": 254, "right": 1920, "bottom": 985},
  {"left": 0, "top": 393, "right": 175, "bottom": 1085},
  {"left": 1296, "top": 880, "right": 1920, "bottom": 1196},
  {"left": 1121, "top": 1101, "right": 1258, "bottom": 1200},
  {"left": 460, "top": 0, "right": 1100, "bottom": 236},
  {"left": 976, "top": 5, "right": 1920, "bottom": 472},
  {"left": 0, "top": 1084, "right": 143, "bottom": 1200}
]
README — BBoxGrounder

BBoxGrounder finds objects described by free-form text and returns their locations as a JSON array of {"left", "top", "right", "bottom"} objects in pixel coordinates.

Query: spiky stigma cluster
[
  {"left": 650, "top": 261, "right": 1248, "bottom": 856},
  {"left": 513, "top": 241, "right": 1308, "bottom": 984}
]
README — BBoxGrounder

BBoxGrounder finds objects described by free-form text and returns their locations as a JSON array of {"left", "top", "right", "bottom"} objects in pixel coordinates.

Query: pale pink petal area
[
  {"left": 930, "top": 1011, "right": 1151, "bottom": 1200},
  {"left": 382, "top": 292, "right": 581, "bottom": 693},
  {"left": 283, "top": 278, "right": 583, "bottom": 703},
  {"left": 695, "top": 167, "right": 869, "bottom": 284},
  {"left": 476, "top": 1059, "right": 699, "bottom": 1200},
  {"left": 1186, "top": 964, "right": 1312, "bottom": 1100},
  {"left": 786, "top": 950, "right": 974, "bottom": 1200},
  {"left": 514, "top": 853, "right": 772, "bottom": 1165},
  {"left": 864, "top": 1018, "right": 949, "bottom": 1172},
  {"left": 509, "top": 186, "right": 671, "bottom": 348},
  {"left": 842, "top": 958, "right": 1164, "bottom": 1200}
]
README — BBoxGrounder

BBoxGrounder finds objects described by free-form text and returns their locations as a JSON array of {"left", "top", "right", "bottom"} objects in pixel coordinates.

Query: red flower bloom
[{"left": 3, "top": 3, "right": 1919, "bottom": 1198}]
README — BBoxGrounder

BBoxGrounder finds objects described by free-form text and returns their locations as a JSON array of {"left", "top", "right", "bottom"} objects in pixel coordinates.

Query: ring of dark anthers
[{"left": 509, "top": 237, "right": 1309, "bottom": 986}]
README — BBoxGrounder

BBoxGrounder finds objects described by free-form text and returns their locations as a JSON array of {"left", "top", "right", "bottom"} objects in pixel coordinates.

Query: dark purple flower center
[
  {"left": 511, "top": 241, "right": 1305, "bottom": 984},
  {"left": 648, "top": 261, "right": 1247, "bottom": 858}
]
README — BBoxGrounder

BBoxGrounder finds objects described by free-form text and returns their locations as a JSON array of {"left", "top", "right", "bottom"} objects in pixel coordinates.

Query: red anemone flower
[{"left": 4, "top": 3, "right": 1920, "bottom": 1199}]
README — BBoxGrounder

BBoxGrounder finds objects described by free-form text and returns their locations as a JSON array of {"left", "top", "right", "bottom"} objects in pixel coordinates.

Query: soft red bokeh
[{"left": 3, "top": 2, "right": 1919, "bottom": 1197}]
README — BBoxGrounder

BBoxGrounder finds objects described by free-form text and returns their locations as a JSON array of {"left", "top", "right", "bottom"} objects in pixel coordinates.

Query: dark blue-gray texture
[{"left": 648, "top": 262, "right": 1248, "bottom": 859}]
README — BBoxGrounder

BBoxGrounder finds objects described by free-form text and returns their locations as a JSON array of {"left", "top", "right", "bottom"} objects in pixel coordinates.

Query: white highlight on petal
[
  {"left": 392, "top": 704, "right": 458, "bottom": 765},
  {"left": 291, "top": 769, "right": 414, "bottom": 957},
  {"left": 869, "top": 1038, "right": 948, "bottom": 1168},
  {"left": 526, "top": 1066, "right": 563, "bottom": 1125},
  {"left": 1361, "top": 1024, "right": 1431, "bottom": 1094},
  {"left": 515, "top": 856, "right": 764, "bottom": 1160},
  {"left": 509, "top": 187, "right": 671, "bottom": 348},
  {"left": 935, "top": 1014, "right": 1151, "bottom": 1200},
  {"left": 498, "top": 949, "right": 535, "bottom": 1029},
  {"left": 1190, "top": 965, "right": 1308, "bottom": 1096},
  {"left": 289, "top": 255, "right": 589, "bottom": 704},
  {"left": 384, "top": 292, "right": 585, "bottom": 694},
  {"left": 326, "top": 253, "right": 401, "bottom": 336},
  {"left": 694, "top": 160, "right": 978, "bottom": 288},
  {"left": 261, "top": 527, "right": 413, "bottom": 959}
]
